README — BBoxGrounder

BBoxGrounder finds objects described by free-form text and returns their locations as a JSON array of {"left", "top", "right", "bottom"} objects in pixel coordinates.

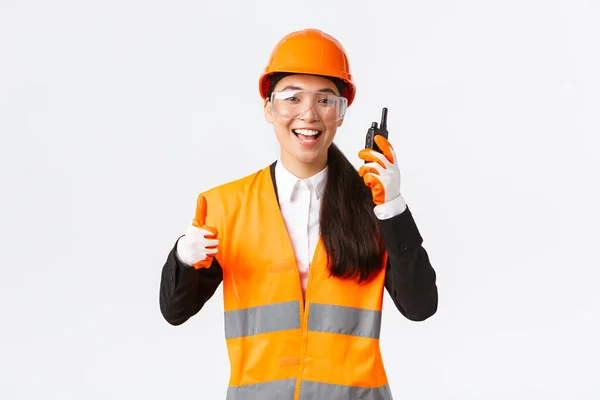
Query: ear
[
  {"left": 264, "top": 98, "right": 274, "bottom": 124},
  {"left": 336, "top": 118, "right": 344, "bottom": 128}
]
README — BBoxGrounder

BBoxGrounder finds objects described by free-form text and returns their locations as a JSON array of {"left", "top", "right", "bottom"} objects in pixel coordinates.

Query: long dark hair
[
  {"left": 321, "top": 144, "right": 385, "bottom": 282},
  {"left": 266, "top": 73, "right": 385, "bottom": 283}
]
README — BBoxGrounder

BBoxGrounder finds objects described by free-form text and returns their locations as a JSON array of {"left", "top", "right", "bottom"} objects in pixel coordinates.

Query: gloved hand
[
  {"left": 357, "top": 135, "right": 401, "bottom": 205},
  {"left": 176, "top": 195, "right": 219, "bottom": 269}
]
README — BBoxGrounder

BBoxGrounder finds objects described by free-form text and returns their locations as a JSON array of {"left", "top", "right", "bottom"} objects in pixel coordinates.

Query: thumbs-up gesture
[
  {"left": 176, "top": 195, "right": 219, "bottom": 269},
  {"left": 357, "top": 135, "right": 401, "bottom": 205}
]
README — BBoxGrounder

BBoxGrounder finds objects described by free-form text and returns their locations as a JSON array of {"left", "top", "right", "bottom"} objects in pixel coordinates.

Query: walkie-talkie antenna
[{"left": 380, "top": 108, "right": 388, "bottom": 130}]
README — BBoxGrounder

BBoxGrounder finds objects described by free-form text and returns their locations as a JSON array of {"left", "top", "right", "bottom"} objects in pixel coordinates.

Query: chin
[
  {"left": 279, "top": 134, "right": 331, "bottom": 166},
  {"left": 288, "top": 149, "right": 316, "bottom": 163}
]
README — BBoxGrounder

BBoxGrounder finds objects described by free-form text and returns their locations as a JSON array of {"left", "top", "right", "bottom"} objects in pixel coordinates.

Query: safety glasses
[{"left": 270, "top": 90, "right": 348, "bottom": 122}]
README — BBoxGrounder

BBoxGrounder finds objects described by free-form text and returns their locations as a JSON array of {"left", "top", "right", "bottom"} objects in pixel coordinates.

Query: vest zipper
[{"left": 293, "top": 242, "right": 321, "bottom": 400}]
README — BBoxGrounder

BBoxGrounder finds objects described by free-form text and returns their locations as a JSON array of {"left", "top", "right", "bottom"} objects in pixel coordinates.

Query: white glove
[
  {"left": 357, "top": 135, "right": 401, "bottom": 205},
  {"left": 176, "top": 226, "right": 219, "bottom": 268},
  {"left": 176, "top": 195, "right": 219, "bottom": 268}
]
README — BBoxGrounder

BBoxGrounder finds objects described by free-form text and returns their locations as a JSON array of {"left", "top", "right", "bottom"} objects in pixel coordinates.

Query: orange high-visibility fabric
[{"left": 201, "top": 165, "right": 391, "bottom": 399}]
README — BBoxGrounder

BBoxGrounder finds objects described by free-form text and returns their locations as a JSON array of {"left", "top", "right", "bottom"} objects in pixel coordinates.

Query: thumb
[
  {"left": 192, "top": 195, "right": 218, "bottom": 237},
  {"left": 192, "top": 195, "right": 207, "bottom": 228},
  {"left": 363, "top": 173, "right": 386, "bottom": 205}
]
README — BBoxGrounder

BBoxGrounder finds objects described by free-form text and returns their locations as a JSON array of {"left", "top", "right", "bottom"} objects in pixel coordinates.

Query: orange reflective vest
[{"left": 201, "top": 164, "right": 394, "bottom": 399}]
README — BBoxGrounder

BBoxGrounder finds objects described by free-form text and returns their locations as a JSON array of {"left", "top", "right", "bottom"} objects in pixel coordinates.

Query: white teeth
[{"left": 294, "top": 129, "right": 321, "bottom": 136}]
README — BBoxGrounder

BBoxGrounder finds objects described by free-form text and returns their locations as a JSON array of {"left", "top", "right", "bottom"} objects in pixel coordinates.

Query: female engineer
[{"left": 159, "top": 28, "right": 438, "bottom": 400}]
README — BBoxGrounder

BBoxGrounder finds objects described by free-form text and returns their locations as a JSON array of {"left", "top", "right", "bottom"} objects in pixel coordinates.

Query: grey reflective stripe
[
  {"left": 227, "top": 379, "right": 393, "bottom": 400},
  {"left": 299, "top": 381, "right": 393, "bottom": 400},
  {"left": 224, "top": 300, "right": 301, "bottom": 339},
  {"left": 307, "top": 303, "right": 382, "bottom": 339},
  {"left": 226, "top": 378, "right": 296, "bottom": 400}
]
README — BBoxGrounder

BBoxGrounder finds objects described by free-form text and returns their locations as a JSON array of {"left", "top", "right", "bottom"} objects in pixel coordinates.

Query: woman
[{"left": 159, "top": 28, "right": 438, "bottom": 400}]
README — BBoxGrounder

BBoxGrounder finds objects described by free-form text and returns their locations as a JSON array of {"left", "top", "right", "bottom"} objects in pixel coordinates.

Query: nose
[{"left": 297, "top": 106, "right": 320, "bottom": 121}]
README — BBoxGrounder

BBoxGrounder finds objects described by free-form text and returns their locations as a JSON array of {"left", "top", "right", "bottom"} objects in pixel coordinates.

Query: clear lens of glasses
[{"left": 270, "top": 90, "right": 348, "bottom": 122}]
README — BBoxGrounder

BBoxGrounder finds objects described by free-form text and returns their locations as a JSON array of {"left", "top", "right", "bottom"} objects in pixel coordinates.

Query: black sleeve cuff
[{"left": 378, "top": 206, "right": 423, "bottom": 253}]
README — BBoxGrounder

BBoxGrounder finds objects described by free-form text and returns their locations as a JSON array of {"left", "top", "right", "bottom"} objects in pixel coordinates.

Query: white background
[{"left": 1, "top": 0, "right": 599, "bottom": 398}]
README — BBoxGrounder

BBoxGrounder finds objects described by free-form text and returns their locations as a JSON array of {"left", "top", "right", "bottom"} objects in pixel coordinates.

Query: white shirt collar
[{"left": 275, "top": 158, "right": 328, "bottom": 202}]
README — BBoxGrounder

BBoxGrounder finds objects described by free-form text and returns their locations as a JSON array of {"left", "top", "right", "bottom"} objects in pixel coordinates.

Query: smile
[{"left": 292, "top": 129, "right": 322, "bottom": 143}]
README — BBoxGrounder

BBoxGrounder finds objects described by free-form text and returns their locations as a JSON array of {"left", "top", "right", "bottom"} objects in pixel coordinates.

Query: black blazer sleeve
[
  {"left": 380, "top": 206, "right": 438, "bottom": 321},
  {"left": 159, "top": 236, "right": 223, "bottom": 326}
]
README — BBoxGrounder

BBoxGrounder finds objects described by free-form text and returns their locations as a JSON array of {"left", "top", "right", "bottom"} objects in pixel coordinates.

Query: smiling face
[{"left": 264, "top": 74, "right": 344, "bottom": 178}]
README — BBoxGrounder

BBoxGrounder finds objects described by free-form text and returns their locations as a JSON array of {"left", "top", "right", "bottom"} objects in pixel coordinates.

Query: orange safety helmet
[{"left": 259, "top": 28, "right": 356, "bottom": 106}]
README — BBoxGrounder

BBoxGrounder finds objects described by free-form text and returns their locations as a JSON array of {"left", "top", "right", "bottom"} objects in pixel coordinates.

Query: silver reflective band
[
  {"left": 224, "top": 300, "right": 301, "bottom": 339},
  {"left": 226, "top": 379, "right": 393, "bottom": 400},
  {"left": 307, "top": 303, "right": 382, "bottom": 339},
  {"left": 226, "top": 378, "right": 296, "bottom": 400},
  {"left": 299, "top": 381, "right": 393, "bottom": 400}
]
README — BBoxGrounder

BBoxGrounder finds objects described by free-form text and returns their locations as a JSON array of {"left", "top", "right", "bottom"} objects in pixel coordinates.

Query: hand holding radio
[
  {"left": 176, "top": 195, "right": 219, "bottom": 269},
  {"left": 358, "top": 108, "right": 401, "bottom": 206}
]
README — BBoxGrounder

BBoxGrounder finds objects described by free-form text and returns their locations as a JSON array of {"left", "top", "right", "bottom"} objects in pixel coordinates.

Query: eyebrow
[{"left": 280, "top": 85, "right": 338, "bottom": 95}]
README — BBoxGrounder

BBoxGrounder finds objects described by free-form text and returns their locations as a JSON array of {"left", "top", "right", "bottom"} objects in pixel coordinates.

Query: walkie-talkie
[{"left": 364, "top": 107, "right": 389, "bottom": 162}]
